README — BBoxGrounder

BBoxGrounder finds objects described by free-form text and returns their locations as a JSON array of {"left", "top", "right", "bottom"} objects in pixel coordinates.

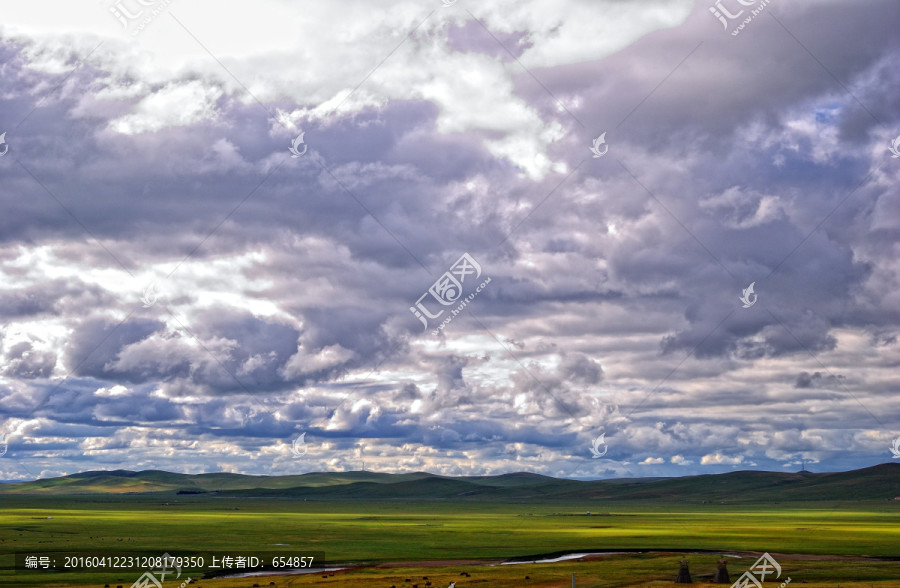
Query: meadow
[{"left": 0, "top": 493, "right": 898, "bottom": 587}]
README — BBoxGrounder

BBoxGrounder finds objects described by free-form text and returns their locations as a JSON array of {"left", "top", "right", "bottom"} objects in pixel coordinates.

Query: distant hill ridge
[{"left": 0, "top": 463, "right": 896, "bottom": 502}]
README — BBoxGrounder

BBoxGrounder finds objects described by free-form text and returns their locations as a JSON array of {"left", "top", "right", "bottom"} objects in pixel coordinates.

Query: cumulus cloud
[
  {"left": 0, "top": 0, "right": 897, "bottom": 479},
  {"left": 700, "top": 453, "right": 745, "bottom": 466}
]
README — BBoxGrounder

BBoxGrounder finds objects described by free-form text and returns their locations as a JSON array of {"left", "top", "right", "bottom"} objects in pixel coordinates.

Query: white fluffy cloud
[{"left": 700, "top": 453, "right": 745, "bottom": 466}]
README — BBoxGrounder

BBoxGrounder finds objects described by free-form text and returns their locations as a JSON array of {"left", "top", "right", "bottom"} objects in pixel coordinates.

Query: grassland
[
  {"left": 0, "top": 497, "right": 898, "bottom": 587},
  {"left": 0, "top": 466, "right": 897, "bottom": 587}
]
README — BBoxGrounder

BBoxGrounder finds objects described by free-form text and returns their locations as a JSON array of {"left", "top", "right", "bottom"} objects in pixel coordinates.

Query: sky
[{"left": 0, "top": 0, "right": 898, "bottom": 481}]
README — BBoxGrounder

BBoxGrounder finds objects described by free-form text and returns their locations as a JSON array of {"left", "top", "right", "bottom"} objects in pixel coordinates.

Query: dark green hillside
[
  {"left": 1, "top": 463, "right": 896, "bottom": 502},
  {"left": 0, "top": 469, "right": 434, "bottom": 494},
  {"left": 458, "top": 471, "right": 561, "bottom": 487}
]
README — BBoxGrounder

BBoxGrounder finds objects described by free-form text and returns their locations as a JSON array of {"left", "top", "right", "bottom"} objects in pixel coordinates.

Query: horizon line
[{"left": 2, "top": 462, "right": 896, "bottom": 484}]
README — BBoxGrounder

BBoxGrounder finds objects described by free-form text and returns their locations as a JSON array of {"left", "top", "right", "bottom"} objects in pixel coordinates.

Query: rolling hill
[{"left": 0, "top": 463, "right": 896, "bottom": 503}]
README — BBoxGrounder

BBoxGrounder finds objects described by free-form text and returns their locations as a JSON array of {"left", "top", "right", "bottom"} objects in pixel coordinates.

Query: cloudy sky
[{"left": 0, "top": 0, "right": 898, "bottom": 481}]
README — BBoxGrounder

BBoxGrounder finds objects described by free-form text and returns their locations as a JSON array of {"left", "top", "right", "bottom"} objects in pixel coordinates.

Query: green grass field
[{"left": 1, "top": 494, "right": 898, "bottom": 587}]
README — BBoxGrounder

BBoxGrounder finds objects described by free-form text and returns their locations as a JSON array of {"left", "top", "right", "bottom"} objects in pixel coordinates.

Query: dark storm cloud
[
  {"left": 795, "top": 370, "right": 847, "bottom": 389},
  {"left": 2, "top": 341, "right": 56, "bottom": 379},
  {"left": 0, "top": 286, "right": 58, "bottom": 318},
  {"left": 396, "top": 382, "right": 422, "bottom": 400},
  {"left": 16, "top": 378, "right": 179, "bottom": 428},
  {"left": 65, "top": 317, "right": 164, "bottom": 380},
  {"left": 91, "top": 391, "right": 183, "bottom": 423},
  {"left": 0, "top": 279, "right": 113, "bottom": 320},
  {"left": 496, "top": 0, "right": 900, "bottom": 363},
  {"left": 559, "top": 0, "right": 900, "bottom": 146},
  {"left": 558, "top": 353, "right": 603, "bottom": 385},
  {"left": 188, "top": 309, "right": 299, "bottom": 389},
  {"left": 0, "top": 43, "right": 507, "bottom": 275}
]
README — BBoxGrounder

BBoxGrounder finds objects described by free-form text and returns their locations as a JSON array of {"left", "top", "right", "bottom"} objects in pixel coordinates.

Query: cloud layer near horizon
[{"left": 0, "top": 0, "right": 898, "bottom": 480}]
